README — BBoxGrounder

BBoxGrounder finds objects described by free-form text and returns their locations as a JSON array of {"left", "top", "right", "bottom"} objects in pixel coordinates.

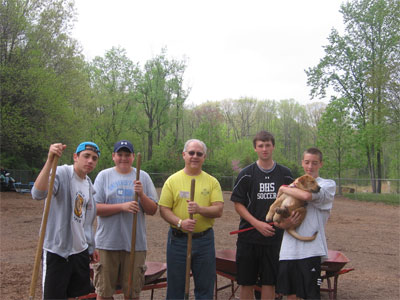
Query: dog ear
[{"left": 297, "top": 175, "right": 306, "bottom": 188}]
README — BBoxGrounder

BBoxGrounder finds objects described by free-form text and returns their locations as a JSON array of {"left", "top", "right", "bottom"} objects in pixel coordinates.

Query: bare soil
[{"left": 1, "top": 191, "right": 399, "bottom": 299}]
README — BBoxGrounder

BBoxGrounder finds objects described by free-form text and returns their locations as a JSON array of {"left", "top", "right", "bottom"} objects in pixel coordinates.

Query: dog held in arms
[{"left": 266, "top": 174, "right": 321, "bottom": 241}]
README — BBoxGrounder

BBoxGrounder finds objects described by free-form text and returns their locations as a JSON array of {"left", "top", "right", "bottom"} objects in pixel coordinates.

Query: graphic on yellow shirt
[
  {"left": 201, "top": 188, "right": 209, "bottom": 196},
  {"left": 74, "top": 194, "right": 84, "bottom": 218}
]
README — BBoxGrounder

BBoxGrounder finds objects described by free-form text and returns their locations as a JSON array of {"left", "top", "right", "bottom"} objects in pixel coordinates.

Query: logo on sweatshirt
[{"left": 74, "top": 194, "right": 84, "bottom": 218}]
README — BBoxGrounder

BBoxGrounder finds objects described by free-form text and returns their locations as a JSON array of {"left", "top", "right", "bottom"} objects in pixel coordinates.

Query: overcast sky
[{"left": 72, "top": 0, "right": 345, "bottom": 106}]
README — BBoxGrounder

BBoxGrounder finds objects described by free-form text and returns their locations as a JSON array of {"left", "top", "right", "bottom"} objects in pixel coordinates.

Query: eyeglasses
[{"left": 187, "top": 151, "right": 204, "bottom": 157}]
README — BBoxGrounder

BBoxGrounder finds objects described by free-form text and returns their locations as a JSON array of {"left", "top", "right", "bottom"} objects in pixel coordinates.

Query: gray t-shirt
[{"left": 94, "top": 167, "right": 158, "bottom": 251}]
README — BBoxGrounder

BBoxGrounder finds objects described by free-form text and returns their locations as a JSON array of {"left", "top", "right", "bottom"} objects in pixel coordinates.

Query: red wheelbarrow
[
  {"left": 214, "top": 249, "right": 238, "bottom": 300},
  {"left": 215, "top": 249, "right": 354, "bottom": 300},
  {"left": 78, "top": 261, "right": 167, "bottom": 300},
  {"left": 321, "top": 250, "right": 354, "bottom": 300}
]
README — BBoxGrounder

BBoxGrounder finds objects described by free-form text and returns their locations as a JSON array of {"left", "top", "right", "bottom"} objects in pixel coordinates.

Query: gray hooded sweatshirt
[{"left": 31, "top": 165, "right": 96, "bottom": 258}]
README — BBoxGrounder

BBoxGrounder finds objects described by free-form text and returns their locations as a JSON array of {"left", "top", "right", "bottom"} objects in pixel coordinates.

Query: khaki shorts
[{"left": 93, "top": 249, "right": 147, "bottom": 298}]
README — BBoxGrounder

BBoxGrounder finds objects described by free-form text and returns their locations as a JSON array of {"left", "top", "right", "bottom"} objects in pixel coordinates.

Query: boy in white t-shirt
[{"left": 276, "top": 147, "right": 336, "bottom": 300}]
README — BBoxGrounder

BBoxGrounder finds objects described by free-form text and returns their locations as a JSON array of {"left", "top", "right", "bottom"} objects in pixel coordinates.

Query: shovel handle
[
  {"left": 184, "top": 179, "right": 195, "bottom": 299},
  {"left": 127, "top": 153, "right": 142, "bottom": 299}
]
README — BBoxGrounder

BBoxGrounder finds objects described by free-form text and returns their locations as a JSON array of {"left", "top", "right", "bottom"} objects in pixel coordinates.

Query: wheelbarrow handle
[{"left": 229, "top": 222, "right": 274, "bottom": 235}]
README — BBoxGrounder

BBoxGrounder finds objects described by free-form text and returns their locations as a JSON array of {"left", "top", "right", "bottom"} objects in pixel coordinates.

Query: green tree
[
  {"left": 88, "top": 47, "right": 139, "bottom": 163},
  {"left": 1, "top": 0, "right": 89, "bottom": 168},
  {"left": 134, "top": 49, "right": 188, "bottom": 160},
  {"left": 305, "top": 102, "right": 326, "bottom": 145},
  {"left": 276, "top": 99, "right": 312, "bottom": 163},
  {"left": 143, "top": 132, "right": 184, "bottom": 173},
  {"left": 220, "top": 99, "right": 240, "bottom": 141},
  {"left": 317, "top": 98, "right": 363, "bottom": 193},
  {"left": 384, "top": 59, "right": 400, "bottom": 191},
  {"left": 306, "top": 0, "right": 400, "bottom": 193},
  {"left": 254, "top": 99, "right": 278, "bottom": 133},
  {"left": 220, "top": 98, "right": 257, "bottom": 141},
  {"left": 191, "top": 101, "right": 225, "bottom": 160},
  {"left": 169, "top": 62, "right": 189, "bottom": 145}
]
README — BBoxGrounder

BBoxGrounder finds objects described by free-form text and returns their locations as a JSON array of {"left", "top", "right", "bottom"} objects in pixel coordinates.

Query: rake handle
[
  {"left": 29, "top": 155, "right": 59, "bottom": 300},
  {"left": 184, "top": 179, "right": 195, "bottom": 300}
]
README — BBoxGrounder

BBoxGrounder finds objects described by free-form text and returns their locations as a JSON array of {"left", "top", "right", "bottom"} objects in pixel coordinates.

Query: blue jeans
[{"left": 166, "top": 227, "right": 216, "bottom": 300}]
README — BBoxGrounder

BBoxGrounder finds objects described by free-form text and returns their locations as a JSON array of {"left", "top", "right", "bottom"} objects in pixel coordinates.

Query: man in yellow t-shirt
[{"left": 159, "top": 139, "right": 224, "bottom": 299}]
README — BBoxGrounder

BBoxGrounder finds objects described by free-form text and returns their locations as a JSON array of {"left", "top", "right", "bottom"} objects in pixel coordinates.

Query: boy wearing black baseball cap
[{"left": 93, "top": 140, "right": 158, "bottom": 300}]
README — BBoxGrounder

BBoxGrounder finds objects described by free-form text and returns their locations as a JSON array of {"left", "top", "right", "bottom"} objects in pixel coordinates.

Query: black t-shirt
[{"left": 230, "top": 162, "right": 294, "bottom": 245}]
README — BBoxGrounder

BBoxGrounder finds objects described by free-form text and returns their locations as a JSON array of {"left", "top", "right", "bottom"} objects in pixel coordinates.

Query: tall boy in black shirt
[{"left": 231, "top": 131, "right": 293, "bottom": 299}]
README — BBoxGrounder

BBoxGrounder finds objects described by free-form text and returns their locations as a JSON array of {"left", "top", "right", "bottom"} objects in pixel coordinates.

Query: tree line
[{"left": 1, "top": 0, "right": 399, "bottom": 193}]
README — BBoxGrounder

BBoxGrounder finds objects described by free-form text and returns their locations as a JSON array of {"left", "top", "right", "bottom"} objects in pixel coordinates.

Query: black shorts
[
  {"left": 276, "top": 256, "right": 322, "bottom": 300},
  {"left": 235, "top": 240, "right": 280, "bottom": 286},
  {"left": 43, "top": 249, "right": 91, "bottom": 299}
]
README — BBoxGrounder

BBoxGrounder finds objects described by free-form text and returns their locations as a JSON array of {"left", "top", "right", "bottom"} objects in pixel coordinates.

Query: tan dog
[{"left": 265, "top": 174, "right": 321, "bottom": 241}]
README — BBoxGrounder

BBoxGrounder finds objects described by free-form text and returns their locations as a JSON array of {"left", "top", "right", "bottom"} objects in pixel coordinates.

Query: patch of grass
[{"left": 344, "top": 193, "right": 400, "bottom": 205}]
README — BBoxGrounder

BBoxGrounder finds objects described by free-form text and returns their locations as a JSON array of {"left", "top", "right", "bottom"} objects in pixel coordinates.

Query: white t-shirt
[
  {"left": 70, "top": 172, "right": 90, "bottom": 254},
  {"left": 279, "top": 177, "right": 336, "bottom": 262}
]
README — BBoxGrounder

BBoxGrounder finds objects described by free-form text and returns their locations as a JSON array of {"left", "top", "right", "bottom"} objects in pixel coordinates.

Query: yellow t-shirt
[{"left": 159, "top": 169, "right": 224, "bottom": 233}]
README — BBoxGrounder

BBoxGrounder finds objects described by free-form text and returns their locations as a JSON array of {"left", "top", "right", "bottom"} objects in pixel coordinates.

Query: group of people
[{"left": 32, "top": 130, "right": 335, "bottom": 300}]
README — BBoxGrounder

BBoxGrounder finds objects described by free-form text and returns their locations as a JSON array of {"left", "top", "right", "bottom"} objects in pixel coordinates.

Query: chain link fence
[
  {"left": 6, "top": 169, "right": 399, "bottom": 195},
  {"left": 149, "top": 175, "right": 399, "bottom": 195},
  {"left": 6, "top": 169, "right": 36, "bottom": 185},
  {"left": 149, "top": 174, "right": 236, "bottom": 191},
  {"left": 334, "top": 178, "right": 400, "bottom": 194}
]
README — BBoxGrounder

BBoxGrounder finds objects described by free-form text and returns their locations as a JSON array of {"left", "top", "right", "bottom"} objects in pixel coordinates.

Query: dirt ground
[{"left": 1, "top": 190, "right": 399, "bottom": 300}]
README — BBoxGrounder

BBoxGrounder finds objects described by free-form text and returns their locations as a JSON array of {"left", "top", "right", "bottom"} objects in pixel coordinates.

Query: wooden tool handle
[
  {"left": 127, "top": 153, "right": 142, "bottom": 299},
  {"left": 184, "top": 178, "right": 196, "bottom": 299},
  {"left": 29, "top": 155, "right": 59, "bottom": 299}
]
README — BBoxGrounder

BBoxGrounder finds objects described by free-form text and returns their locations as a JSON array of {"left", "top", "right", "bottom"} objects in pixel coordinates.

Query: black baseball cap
[{"left": 113, "top": 140, "right": 134, "bottom": 153}]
